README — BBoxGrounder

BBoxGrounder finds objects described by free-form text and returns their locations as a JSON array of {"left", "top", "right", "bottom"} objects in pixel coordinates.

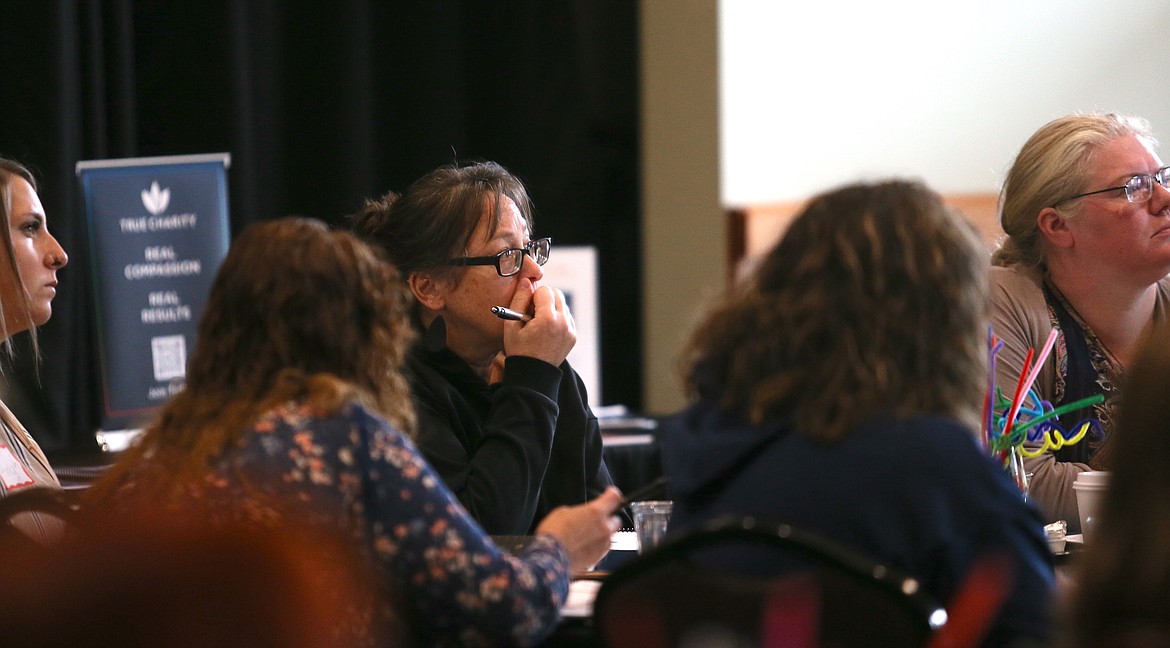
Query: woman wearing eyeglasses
[
  {"left": 990, "top": 112, "right": 1170, "bottom": 531},
  {"left": 352, "top": 161, "right": 615, "bottom": 535}
]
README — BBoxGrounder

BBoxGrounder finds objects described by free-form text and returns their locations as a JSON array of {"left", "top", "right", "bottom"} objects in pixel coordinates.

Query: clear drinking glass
[{"left": 630, "top": 500, "right": 673, "bottom": 554}]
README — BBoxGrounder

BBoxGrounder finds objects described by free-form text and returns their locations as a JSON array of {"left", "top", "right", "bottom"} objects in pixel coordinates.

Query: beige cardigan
[
  {"left": 0, "top": 398, "right": 62, "bottom": 543},
  {"left": 989, "top": 265, "right": 1170, "bottom": 530}
]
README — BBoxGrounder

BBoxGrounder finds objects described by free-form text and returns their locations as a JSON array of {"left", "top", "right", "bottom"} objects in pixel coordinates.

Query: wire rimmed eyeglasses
[
  {"left": 1052, "top": 166, "right": 1170, "bottom": 207},
  {"left": 440, "top": 237, "right": 552, "bottom": 277}
]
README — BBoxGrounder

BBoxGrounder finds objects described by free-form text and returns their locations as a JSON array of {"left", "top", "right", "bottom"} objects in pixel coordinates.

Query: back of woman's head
[
  {"left": 995, "top": 113, "right": 1153, "bottom": 268},
  {"left": 683, "top": 179, "right": 988, "bottom": 441},
  {"left": 1067, "top": 324, "right": 1170, "bottom": 646},
  {"left": 88, "top": 218, "right": 417, "bottom": 505},
  {"left": 0, "top": 503, "right": 399, "bottom": 648},
  {"left": 182, "top": 217, "right": 416, "bottom": 432},
  {"left": 350, "top": 161, "right": 534, "bottom": 279}
]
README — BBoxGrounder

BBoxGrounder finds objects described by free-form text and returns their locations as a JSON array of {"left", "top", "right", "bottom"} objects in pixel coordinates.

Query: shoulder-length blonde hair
[
  {"left": 0, "top": 157, "right": 43, "bottom": 361},
  {"left": 91, "top": 217, "right": 416, "bottom": 501},
  {"left": 680, "top": 179, "right": 988, "bottom": 442},
  {"left": 994, "top": 112, "right": 1154, "bottom": 269}
]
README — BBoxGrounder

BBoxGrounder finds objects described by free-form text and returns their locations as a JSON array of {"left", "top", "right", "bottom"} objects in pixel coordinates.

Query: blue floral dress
[{"left": 204, "top": 400, "right": 571, "bottom": 646}]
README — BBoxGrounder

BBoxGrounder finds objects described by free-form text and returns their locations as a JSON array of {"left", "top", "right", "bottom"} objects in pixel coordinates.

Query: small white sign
[{"left": 540, "top": 246, "right": 601, "bottom": 402}]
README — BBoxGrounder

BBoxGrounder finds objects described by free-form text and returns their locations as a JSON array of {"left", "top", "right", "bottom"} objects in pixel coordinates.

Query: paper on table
[
  {"left": 611, "top": 530, "right": 638, "bottom": 552},
  {"left": 562, "top": 580, "right": 602, "bottom": 618},
  {"left": 598, "top": 416, "right": 659, "bottom": 431},
  {"left": 602, "top": 433, "right": 655, "bottom": 447},
  {"left": 561, "top": 531, "right": 641, "bottom": 618}
]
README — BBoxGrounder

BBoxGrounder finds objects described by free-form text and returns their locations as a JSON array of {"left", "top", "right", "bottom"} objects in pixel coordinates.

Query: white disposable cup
[
  {"left": 630, "top": 500, "right": 673, "bottom": 554},
  {"left": 1072, "top": 471, "right": 1109, "bottom": 542}
]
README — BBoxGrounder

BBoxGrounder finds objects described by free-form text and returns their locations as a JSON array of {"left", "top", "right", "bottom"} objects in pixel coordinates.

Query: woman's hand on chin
[{"left": 502, "top": 281, "right": 577, "bottom": 367}]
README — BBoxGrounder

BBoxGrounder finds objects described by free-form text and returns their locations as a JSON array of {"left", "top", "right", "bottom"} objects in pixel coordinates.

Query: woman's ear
[
  {"left": 1036, "top": 207, "right": 1074, "bottom": 249},
  {"left": 408, "top": 271, "right": 445, "bottom": 312}
]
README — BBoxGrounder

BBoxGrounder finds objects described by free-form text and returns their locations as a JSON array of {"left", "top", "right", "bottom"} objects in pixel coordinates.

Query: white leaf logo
[{"left": 141, "top": 181, "right": 171, "bottom": 216}]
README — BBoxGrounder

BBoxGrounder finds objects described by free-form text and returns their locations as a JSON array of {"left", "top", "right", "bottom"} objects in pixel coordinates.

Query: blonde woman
[
  {"left": 990, "top": 113, "right": 1170, "bottom": 530},
  {"left": 0, "top": 157, "right": 69, "bottom": 543}
]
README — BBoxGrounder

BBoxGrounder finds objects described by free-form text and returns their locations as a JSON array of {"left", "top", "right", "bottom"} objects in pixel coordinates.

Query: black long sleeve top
[{"left": 407, "top": 337, "right": 613, "bottom": 535}]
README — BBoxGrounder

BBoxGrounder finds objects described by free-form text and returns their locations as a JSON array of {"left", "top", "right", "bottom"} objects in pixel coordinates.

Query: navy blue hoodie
[{"left": 659, "top": 402, "right": 1055, "bottom": 646}]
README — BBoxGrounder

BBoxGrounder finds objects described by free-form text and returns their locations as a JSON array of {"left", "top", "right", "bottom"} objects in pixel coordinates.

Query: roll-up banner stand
[{"left": 77, "top": 153, "right": 231, "bottom": 451}]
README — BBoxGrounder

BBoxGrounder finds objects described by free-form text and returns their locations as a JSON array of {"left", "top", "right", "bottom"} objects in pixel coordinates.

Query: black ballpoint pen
[{"left": 491, "top": 305, "right": 533, "bottom": 322}]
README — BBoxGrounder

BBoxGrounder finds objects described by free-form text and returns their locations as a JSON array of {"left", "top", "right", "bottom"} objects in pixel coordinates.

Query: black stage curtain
[{"left": 0, "top": 0, "right": 641, "bottom": 456}]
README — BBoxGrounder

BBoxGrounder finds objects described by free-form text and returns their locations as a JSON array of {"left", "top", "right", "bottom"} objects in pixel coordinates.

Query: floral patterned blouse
[{"left": 205, "top": 400, "right": 572, "bottom": 646}]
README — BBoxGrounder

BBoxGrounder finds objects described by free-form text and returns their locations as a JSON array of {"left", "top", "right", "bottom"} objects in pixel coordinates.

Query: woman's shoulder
[
  {"left": 851, "top": 415, "right": 991, "bottom": 468},
  {"left": 855, "top": 414, "right": 975, "bottom": 446},
  {"left": 989, "top": 265, "right": 1050, "bottom": 331},
  {"left": 250, "top": 399, "right": 407, "bottom": 449},
  {"left": 852, "top": 416, "right": 1024, "bottom": 503},
  {"left": 989, "top": 264, "right": 1044, "bottom": 295}
]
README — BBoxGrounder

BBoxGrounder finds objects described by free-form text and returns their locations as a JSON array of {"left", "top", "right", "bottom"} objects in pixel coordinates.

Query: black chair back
[{"left": 593, "top": 514, "right": 947, "bottom": 648}]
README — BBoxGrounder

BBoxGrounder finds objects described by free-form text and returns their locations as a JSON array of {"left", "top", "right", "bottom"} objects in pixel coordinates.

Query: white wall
[
  {"left": 720, "top": 0, "right": 1170, "bottom": 205},
  {"left": 640, "top": 0, "right": 1170, "bottom": 413}
]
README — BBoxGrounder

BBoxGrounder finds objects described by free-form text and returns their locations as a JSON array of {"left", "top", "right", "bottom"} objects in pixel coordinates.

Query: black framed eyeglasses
[
  {"left": 1052, "top": 166, "right": 1170, "bottom": 207},
  {"left": 440, "top": 237, "right": 552, "bottom": 277}
]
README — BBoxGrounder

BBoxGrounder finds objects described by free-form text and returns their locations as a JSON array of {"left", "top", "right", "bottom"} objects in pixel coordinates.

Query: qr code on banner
[{"left": 151, "top": 335, "right": 187, "bottom": 381}]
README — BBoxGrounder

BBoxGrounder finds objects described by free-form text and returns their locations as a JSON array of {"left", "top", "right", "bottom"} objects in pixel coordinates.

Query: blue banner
[{"left": 77, "top": 154, "right": 231, "bottom": 433}]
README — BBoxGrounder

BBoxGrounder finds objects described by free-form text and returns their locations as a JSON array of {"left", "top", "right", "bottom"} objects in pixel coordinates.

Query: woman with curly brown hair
[
  {"left": 660, "top": 179, "right": 1054, "bottom": 646},
  {"left": 89, "top": 217, "right": 621, "bottom": 647}
]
